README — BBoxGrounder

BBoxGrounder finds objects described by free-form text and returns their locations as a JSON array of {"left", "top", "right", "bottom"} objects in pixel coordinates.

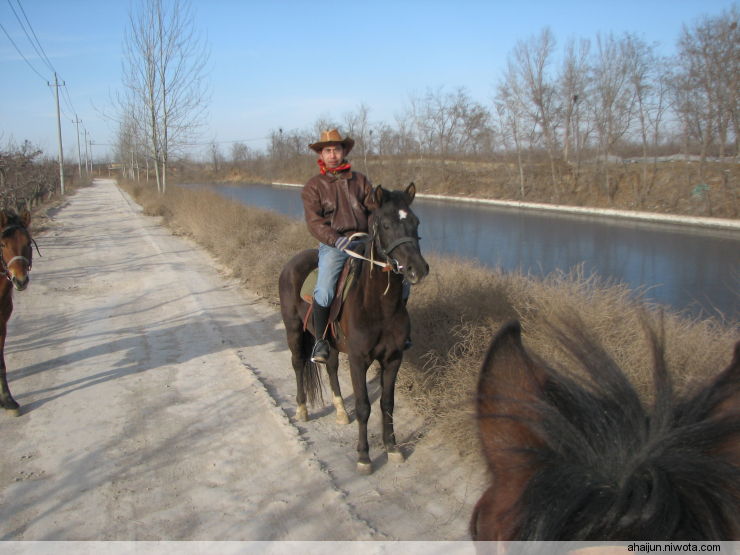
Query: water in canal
[{"left": 201, "top": 182, "right": 739, "bottom": 320}]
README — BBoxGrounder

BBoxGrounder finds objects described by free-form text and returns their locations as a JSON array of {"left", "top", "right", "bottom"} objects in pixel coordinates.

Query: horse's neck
[
  {"left": 357, "top": 259, "right": 403, "bottom": 312},
  {"left": 0, "top": 279, "right": 11, "bottom": 302}
]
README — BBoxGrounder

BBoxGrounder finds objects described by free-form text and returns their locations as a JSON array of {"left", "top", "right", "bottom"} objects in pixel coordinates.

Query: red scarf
[{"left": 318, "top": 158, "right": 352, "bottom": 176}]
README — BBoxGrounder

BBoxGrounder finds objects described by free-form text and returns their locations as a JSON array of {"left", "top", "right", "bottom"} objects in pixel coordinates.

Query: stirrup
[{"left": 311, "top": 339, "right": 330, "bottom": 363}]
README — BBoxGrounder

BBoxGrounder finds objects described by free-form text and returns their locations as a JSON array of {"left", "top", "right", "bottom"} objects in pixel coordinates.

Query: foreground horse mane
[{"left": 472, "top": 316, "right": 740, "bottom": 541}]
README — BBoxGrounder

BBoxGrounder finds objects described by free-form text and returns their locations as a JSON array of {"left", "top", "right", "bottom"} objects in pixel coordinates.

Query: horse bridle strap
[{"left": 381, "top": 236, "right": 415, "bottom": 256}]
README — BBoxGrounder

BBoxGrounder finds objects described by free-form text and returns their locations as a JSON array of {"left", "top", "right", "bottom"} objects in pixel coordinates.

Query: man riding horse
[{"left": 302, "top": 129, "right": 409, "bottom": 363}]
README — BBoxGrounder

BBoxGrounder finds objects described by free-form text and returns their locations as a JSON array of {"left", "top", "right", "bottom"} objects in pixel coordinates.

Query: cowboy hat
[{"left": 309, "top": 129, "right": 355, "bottom": 155}]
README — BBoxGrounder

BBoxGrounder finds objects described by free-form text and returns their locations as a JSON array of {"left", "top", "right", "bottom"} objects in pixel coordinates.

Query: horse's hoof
[
  {"left": 296, "top": 405, "right": 308, "bottom": 422},
  {"left": 387, "top": 450, "right": 405, "bottom": 464},
  {"left": 356, "top": 461, "right": 373, "bottom": 475},
  {"left": 333, "top": 397, "right": 350, "bottom": 425}
]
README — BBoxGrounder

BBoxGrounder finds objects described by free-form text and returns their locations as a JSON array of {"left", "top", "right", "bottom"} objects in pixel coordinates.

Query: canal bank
[{"left": 274, "top": 182, "right": 740, "bottom": 231}]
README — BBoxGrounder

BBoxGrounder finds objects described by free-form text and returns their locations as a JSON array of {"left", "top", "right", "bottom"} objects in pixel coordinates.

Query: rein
[
  {"left": 343, "top": 230, "right": 416, "bottom": 273},
  {"left": 343, "top": 232, "right": 389, "bottom": 269}
]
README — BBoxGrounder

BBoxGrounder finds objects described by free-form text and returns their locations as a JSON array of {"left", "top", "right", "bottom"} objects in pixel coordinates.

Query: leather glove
[{"left": 334, "top": 236, "right": 351, "bottom": 251}]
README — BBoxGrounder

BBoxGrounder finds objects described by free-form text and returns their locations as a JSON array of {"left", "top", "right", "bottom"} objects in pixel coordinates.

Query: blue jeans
[
  {"left": 314, "top": 242, "right": 351, "bottom": 307},
  {"left": 314, "top": 242, "right": 411, "bottom": 307}
]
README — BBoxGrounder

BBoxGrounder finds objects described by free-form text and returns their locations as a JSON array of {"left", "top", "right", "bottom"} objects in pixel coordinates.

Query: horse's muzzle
[
  {"left": 403, "top": 258, "right": 429, "bottom": 285},
  {"left": 11, "top": 275, "right": 29, "bottom": 291}
]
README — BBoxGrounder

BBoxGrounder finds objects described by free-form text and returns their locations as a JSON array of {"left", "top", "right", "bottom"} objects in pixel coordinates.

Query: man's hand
[{"left": 334, "top": 236, "right": 351, "bottom": 251}]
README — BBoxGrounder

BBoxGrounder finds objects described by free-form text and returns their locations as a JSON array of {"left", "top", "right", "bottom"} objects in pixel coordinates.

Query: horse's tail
[{"left": 302, "top": 332, "right": 324, "bottom": 407}]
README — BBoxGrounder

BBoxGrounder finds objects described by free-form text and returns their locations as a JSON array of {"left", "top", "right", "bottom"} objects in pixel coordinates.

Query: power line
[
  {"left": 61, "top": 84, "right": 78, "bottom": 119},
  {"left": 180, "top": 136, "right": 270, "bottom": 146},
  {"left": 6, "top": 0, "right": 55, "bottom": 74},
  {"left": 14, "top": 0, "right": 55, "bottom": 72},
  {"left": 0, "top": 20, "right": 48, "bottom": 82}
]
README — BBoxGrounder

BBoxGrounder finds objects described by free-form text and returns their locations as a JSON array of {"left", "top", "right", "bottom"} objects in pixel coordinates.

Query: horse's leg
[
  {"left": 326, "top": 349, "right": 349, "bottom": 425},
  {"left": 349, "top": 352, "right": 373, "bottom": 474},
  {"left": 0, "top": 318, "right": 19, "bottom": 416},
  {"left": 286, "top": 322, "right": 309, "bottom": 422},
  {"left": 380, "top": 353, "right": 404, "bottom": 462}
]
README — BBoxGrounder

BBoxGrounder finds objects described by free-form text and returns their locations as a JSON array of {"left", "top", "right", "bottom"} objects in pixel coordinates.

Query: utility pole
[
  {"left": 88, "top": 140, "right": 94, "bottom": 175},
  {"left": 50, "top": 72, "right": 65, "bottom": 195},
  {"left": 73, "top": 116, "right": 83, "bottom": 178},
  {"left": 83, "top": 128, "right": 90, "bottom": 173}
]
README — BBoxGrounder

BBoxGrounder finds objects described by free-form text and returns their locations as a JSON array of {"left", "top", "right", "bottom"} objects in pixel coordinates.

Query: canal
[{"left": 200, "top": 182, "right": 739, "bottom": 320}]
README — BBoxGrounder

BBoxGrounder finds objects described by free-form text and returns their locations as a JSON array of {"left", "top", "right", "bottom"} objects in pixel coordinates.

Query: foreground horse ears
[
  {"left": 472, "top": 321, "right": 548, "bottom": 540},
  {"left": 405, "top": 182, "right": 416, "bottom": 203},
  {"left": 708, "top": 340, "right": 740, "bottom": 428},
  {"left": 0, "top": 212, "right": 6, "bottom": 229},
  {"left": 477, "top": 321, "right": 548, "bottom": 458},
  {"left": 20, "top": 209, "right": 31, "bottom": 228}
]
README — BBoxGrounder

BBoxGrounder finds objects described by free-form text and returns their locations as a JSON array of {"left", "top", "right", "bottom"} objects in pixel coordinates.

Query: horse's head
[
  {"left": 472, "top": 319, "right": 740, "bottom": 541},
  {"left": 369, "top": 183, "right": 429, "bottom": 285},
  {"left": 0, "top": 210, "right": 33, "bottom": 291}
]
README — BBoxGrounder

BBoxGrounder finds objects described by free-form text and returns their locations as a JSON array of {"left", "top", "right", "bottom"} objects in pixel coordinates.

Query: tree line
[{"left": 115, "top": 3, "right": 737, "bottom": 211}]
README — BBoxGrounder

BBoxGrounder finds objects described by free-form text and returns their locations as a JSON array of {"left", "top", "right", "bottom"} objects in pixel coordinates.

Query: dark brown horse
[
  {"left": 471, "top": 318, "right": 740, "bottom": 541},
  {"left": 0, "top": 209, "right": 34, "bottom": 416},
  {"left": 279, "top": 183, "right": 429, "bottom": 474}
]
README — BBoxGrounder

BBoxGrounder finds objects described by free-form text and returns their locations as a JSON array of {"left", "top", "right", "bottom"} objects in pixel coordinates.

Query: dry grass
[{"left": 122, "top": 180, "right": 739, "bottom": 460}]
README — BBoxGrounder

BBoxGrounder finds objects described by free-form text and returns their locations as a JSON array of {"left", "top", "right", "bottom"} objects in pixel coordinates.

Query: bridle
[
  {"left": 0, "top": 224, "right": 39, "bottom": 282},
  {"left": 343, "top": 212, "right": 420, "bottom": 275}
]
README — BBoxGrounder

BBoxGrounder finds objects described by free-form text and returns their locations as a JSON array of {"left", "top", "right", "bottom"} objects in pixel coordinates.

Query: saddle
[{"left": 300, "top": 258, "right": 356, "bottom": 341}]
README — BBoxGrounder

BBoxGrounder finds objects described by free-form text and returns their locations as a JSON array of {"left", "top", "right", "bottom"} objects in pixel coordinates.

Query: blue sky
[{"left": 1, "top": 0, "right": 735, "bottom": 160}]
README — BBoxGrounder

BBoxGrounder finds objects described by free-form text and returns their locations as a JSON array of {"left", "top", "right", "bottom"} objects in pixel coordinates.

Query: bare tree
[
  {"left": 120, "top": 0, "right": 210, "bottom": 193},
  {"left": 559, "top": 38, "right": 591, "bottom": 166},
  {"left": 344, "top": 103, "right": 372, "bottom": 174},
  {"left": 623, "top": 34, "right": 671, "bottom": 204},
  {"left": 230, "top": 142, "right": 249, "bottom": 168},
  {"left": 590, "top": 32, "right": 637, "bottom": 200},
  {"left": 675, "top": 5, "right": 739, "bottom": 166},
  {"left": 209, "top": 140, "right": 222, "bottom": 171},
  {"left": 498, "top": 29, "right": 562, "bottom": 197}
]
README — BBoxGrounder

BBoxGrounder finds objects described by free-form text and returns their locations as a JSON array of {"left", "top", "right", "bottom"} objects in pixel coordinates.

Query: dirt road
[{"left": 0, "top": 179, "right": 484, "bottom": 541}]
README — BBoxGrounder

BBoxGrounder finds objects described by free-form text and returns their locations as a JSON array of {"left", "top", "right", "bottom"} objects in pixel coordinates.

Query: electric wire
[
  {"left": 6, "top": 0, "right": 55, "bottom": 74},
  {"left": 0, "top": 20, "right": 48, "bottom": 82},
  {"left": 3, "top": 0, "right": 90, "bottom": 142}
]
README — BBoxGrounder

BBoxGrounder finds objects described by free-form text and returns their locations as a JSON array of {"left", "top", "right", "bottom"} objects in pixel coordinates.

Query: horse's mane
[{"left": 513, "top": 316, "right": 740, "bottom": 540}]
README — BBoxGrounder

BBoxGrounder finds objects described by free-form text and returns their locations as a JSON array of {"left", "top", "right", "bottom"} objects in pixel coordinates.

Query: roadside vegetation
[
  {"left": 120, "top": 179, "right": 738, "bottom": 460},
  {"left": 0, "top": 140, "right": 91, "bottom": 230}
]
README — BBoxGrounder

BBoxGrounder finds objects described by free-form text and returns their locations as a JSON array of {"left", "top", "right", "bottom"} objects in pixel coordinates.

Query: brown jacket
[{"left": 301, "top": 169, "right": 374, "bottom": 246}]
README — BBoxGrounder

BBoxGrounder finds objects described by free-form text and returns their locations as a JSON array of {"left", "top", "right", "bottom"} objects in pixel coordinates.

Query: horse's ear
[
  {"left": 0, "top": 211, "right": 6, "bottom": 230},
  {"left": 405, "top": 182, "right": 416, "bottom": 204},
  {"left": 474, "top": 321, "right": 548, "bottom": 540},
  {"left": 373, "top": 185, "right": 385, "bottom": 207},
  {"left": 20, "top": 209, "right": 31, "bottom": 228},
  {"left": 478, "top": 320, "right": 548, "bottom": 461},
  {"left": 708, "top": 340, "right": 740, "bottom": 421}
]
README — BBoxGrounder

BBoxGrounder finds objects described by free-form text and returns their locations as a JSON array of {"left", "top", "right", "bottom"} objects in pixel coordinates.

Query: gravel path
[{"left": 0, "top": 179, "right": 484, "bottom": 541}]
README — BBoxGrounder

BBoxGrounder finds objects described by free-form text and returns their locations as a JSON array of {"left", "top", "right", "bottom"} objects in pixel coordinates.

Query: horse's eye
[{"left": 382, "top": 222, "right": 390, "bottom": 230}]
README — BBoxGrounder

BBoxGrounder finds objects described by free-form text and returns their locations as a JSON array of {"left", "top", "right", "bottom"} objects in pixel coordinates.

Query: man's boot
[{"left": 311, "top": 302, "right": 331, "bottom": 363}]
